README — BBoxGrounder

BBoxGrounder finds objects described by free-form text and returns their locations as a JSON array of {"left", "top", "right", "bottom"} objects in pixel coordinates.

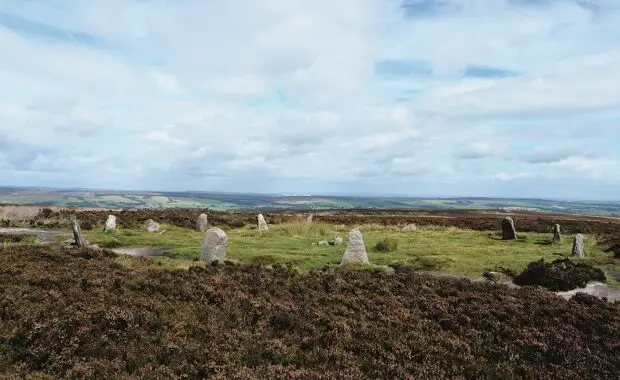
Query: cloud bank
[{"left": 1, "top": 0, "right": 619, "bottom": 199}]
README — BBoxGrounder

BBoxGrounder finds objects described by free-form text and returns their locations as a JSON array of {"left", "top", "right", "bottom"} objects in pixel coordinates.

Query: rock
[
  {"left": 104, "top": 215, "right": 117, "bottom": 232},
  {"left": 306, "top": 214, "right": 313, "bottom": 224},
  {"left": 318, "top": 240, "right": 329, "bottom": 246},
  {"left": 200, "top": 227, "right": 228, "bottom": 262},
  {"left": 196, "top": 213, "right": 208, "bottom": 232},
  {"left": 258, "top": 214, "right": 269, "bottom": 232},
  {"left": 145, "top": 219, "right": 160, "bottom": 233},
  {"left": 334, "top": 236, "right": 343, "bottom": 246},
  {"left": 501, "top": 217, "right": 517, "bottom": 240},
  {"left": 403, "top": 223, "right": 417, "bottom": 232},
  {"left": 483, "top": 271, "right": 501, "bottom": 282},
  {"left": 70, "top": 217, "right": 87, "bottom": 248},
  {"left": 572, "top": 234, "right": 585, "bottom": 257},
  {"left": 340, "top": 228, "right": 369, "bottom": 265},
  {"left": 553, "top": 224, "right": 562, "bottom": 243}
]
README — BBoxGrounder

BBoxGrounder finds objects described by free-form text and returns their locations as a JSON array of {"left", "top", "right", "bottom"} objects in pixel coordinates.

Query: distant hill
[{"left": 1, "top": 187, "right": 620, "bottom": 216}]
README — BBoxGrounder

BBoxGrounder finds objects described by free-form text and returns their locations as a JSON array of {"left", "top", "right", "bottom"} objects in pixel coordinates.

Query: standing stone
[
  {"left": 145, "top": 219, "right": 160, "bottom": 233},
  {"left": 572, "top": 234, "right": 585, "bottom": 257},
  {"left": 340, "top": 228, "right": 369, "bottom": 265},
  {"left": 403, "top": 223, "right": 417, "bottom": 232},
  {"left": 196, "top": 213, "right": 208, "bottom": 232},
  {"left": 552, "top": 224, "right": 562, "bottom": 243},
  {"left": 334, "top": 236, "right": 343, "bottom": 246},
  {"left": 258, "top": 214, "right": 269, "bottom": 232},
  {"left": 501, "top": 218, "right": 517, "bottom": 240},
  {"left": 104, "top": 215, "right": 117, "bottom": 232},
  {"left": 306, "top": 214, "right": 313, "bottom": 224},
  {"left": 200, "top": 227, "right": 228, "bottom": 262},
  {"left": 71, "top": 217, "right": 87, "bottom": 248}
]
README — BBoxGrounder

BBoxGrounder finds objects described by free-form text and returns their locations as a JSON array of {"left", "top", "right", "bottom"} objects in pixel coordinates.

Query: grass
[{"left": 81, "top": 222, "right": 619, "bottom": 284}]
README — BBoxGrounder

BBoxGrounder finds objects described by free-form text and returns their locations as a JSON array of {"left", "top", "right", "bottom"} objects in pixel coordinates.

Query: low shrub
[
  {"left": 375, "top": 237, "right": 398, "bottom": 252},
  {"left": 513, "top": 258, "right": 606, "bottom": 291}
]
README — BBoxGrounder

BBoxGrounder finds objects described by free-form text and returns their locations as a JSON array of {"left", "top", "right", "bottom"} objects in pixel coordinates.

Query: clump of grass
[
  {"left": 278, "top": 221, "right": 312, "bottom": 237},
  {"left": 375, "top": 237, "right": 399, "bottom": 252}
]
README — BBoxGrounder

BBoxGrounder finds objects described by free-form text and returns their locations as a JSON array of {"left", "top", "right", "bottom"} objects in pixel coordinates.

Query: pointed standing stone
[
  {"left": 306, "top": 214, "right": 313, "bottom": 224},
  {"left": 104, "top": 215, "right": 117, "bottom": 232},
  {"left": 552, "top": 224, "right": 562, "bottom": 243},
  {"left": 200, "top": 227, "right": 228, "bottom": 262},
  {"left": 258, "top": 214, "right": 269, "bottom": 232},
  {"left": 196, "top": 213, "right": 208, "bottom": 232},
  {"left": 71, "top": 217, "right": 87, "bottom": 248},
  {"left": 572, "top": 234, "right": 585, "bottom": 257},
  {"left": 501, "top": 218, "right": 517, "bottom": 240},
  {"left": 340, "top": 228, "right": 369, "bottom": 265},
  {"left": 145, "top": 219, "right": 160, "bottom": 233}
]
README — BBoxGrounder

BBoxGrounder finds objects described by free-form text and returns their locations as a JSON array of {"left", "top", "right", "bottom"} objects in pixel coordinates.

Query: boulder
[
  {"left": 501, "top": 217, "right": 517, "bottom": 240},
  {"left": 258, "top": 214, "right": 269, "bottom": 232},
  {"left": 552, "top": 224, "right": 562, "bottom": 243},
  {"left": 200, "top": 227, "right": 228, "bottom": 262},
  {"left": 104, "top": 215, "right": 116, "bottom": 232},
  {"left": 71, "top": 217, "right": 88, "bottom": 248},
  {"left": 483, "top": 271, "right": 501, "bottom": 282},
  {"left": 145, "top": 219, "right": 160, "bottom": 233},
  {"left": 196, "top": 213, "right": 208, "bottom": 232},
  {"left": 340, "top": 228, "right": 369, "bottom": 265},
  {"left": 572, "top": 234, "right": 585, "bottom": 257},
  {"left": 403, "top": 223, "right": 417, "bottom": 232}
]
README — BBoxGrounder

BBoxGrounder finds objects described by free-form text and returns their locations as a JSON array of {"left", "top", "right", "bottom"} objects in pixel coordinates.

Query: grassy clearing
[{"left": 82, "top": 222, "right": 619, "bottom": 282}]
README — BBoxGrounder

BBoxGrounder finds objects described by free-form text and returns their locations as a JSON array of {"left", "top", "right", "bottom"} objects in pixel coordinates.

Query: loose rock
[
  {"left": 501, "top": 217, "right": 517, "bottom": 240},
  {"left": 196, "top": 213, "right": 208, "bottom": 232},
  {"left": 200, "top": 227, "right": 228, "bottom": 262},
  {"left": 572, "top": 234, "right": 585, "bottom": 257},
  {"left": 306, "top": 214, "right": 313, "bottom": 224},
  {"left": 71, "top": 217, "right": 87, "bottom": 248},
  {"left": 318, "top": 240, "right": 328, "bottom": 246},
  {"left": 552, "top": 224, "right": 562, "bottom": 243},
  {"left": 145, "top": 219, "right": 160, "bottom": 233},
  {"left": 483, "top": 271, "right": 501, "bottom": 282},
  {"left": 340, "top": 228, "right": 369, "bottom": 265},
  {"left": 104, "top": 215, "right": 117, "bottom": 232},
  {"left": 334, "top": 236, "right": 343, "bottom": 246},
  {"left": 403, "top": 223, "right": 417, "bottom": 232},
  {"left": 258, "top": 214, "right": 269, "bottom": 232}
]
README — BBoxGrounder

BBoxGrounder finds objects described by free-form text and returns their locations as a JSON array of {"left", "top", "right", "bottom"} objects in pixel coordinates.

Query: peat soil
[{"left": 1, "top": 246, "right": 619, "bottom": 379}]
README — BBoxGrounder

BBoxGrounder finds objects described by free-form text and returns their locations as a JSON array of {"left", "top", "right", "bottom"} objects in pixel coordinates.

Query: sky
[{"left": 1, "top": 0, "right": 620, "bottom": 200}]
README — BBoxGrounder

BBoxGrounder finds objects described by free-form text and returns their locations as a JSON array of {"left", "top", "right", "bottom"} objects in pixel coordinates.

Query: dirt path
[{"left": 0, "top": 227, "right": 71, "bottom": 243}]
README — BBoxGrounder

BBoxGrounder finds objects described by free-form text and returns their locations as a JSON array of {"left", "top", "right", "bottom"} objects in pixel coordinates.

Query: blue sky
[{"left": 1, "top": 0, "right": 620, "bottom": 199}]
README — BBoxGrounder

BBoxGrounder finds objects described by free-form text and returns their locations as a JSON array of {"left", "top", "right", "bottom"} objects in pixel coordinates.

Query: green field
[{"left": 81, "top": 221, "right": 618, "bottom": 284}]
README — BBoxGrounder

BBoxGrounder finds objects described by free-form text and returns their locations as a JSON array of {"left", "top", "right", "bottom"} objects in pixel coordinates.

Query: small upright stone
[
  {"left": 403, "top": 223, "right": 417, "bottom": 232},
  {"left": 258, "top": 214, "right": 269, "bottom": 232},
  {"left": 501, "top": 217, "right": 517, "bottom": 240},
  {"left": 334, "top": 236, "right": 343, "bottom": 246},
  {"left": 340, "top": 228, "right": 369, "bottom": 265},
  {"left": 145, "top": 219, "right": 160, "bottom": 233},
  {"left": 552, "top": 224, "right": 562, "bottom": 243},
  {"left": 104, "top": 215, "right": 117, "bottom": 232},
  {"left": 200, "top": 227, "right": 228, "bottom": 262},
  {"left": 196, "top": 213, "right": 208, "bottom": 232},
  {"left": 306, "top": 214, "right": 313, "bottom": 224},
  {"left": 71, "top": 217, "right": 87, "bottom": 248},
  {"left": 572, "top": 234, "right": 585, "bottom": 257}
]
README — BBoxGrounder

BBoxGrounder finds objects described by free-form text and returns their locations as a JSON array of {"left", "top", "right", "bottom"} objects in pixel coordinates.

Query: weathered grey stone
[
  {"left": 71, "top": 217, "right": 87, "bottom": 248},
  {"left": 306, "top": 214, "right": 313, "bottom": 224},
  {"left": 501, "top": 217, "right": 517, "bottom": 240},
  {"left": 552, "top": 224, "right": 562, "bottom": 243},
  {"left": 258, "top": 214, "right": 269, "bottom": 232},
  {"left": 572, "top": 234, "right": 585, "bottom": 257},
  {"left": 318, "top": 240, "right": 329, "bottom": 246},
  {"left": 340, "top": 228, "right": 369, "bottom": 265},
  {"left": 200, "top": 227, "right": 228, "bottom": 262},
  {"left": 145, "top": 219, "right": 160, "bottom": 233},
  {"left": 483, "top": 271, "right": 501, "bottom": 282},
  {"left": 403, "top": 223, "right": 417, "bottom": 232},
  {"left": 104, "top": 215, "right": 116, "bottom": 232},
  {"left": 334, "top": 236, "right": 343, "bottom": 246},
  {"left": 196, "top": 213, "right": 208, "bottom": 232}
]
